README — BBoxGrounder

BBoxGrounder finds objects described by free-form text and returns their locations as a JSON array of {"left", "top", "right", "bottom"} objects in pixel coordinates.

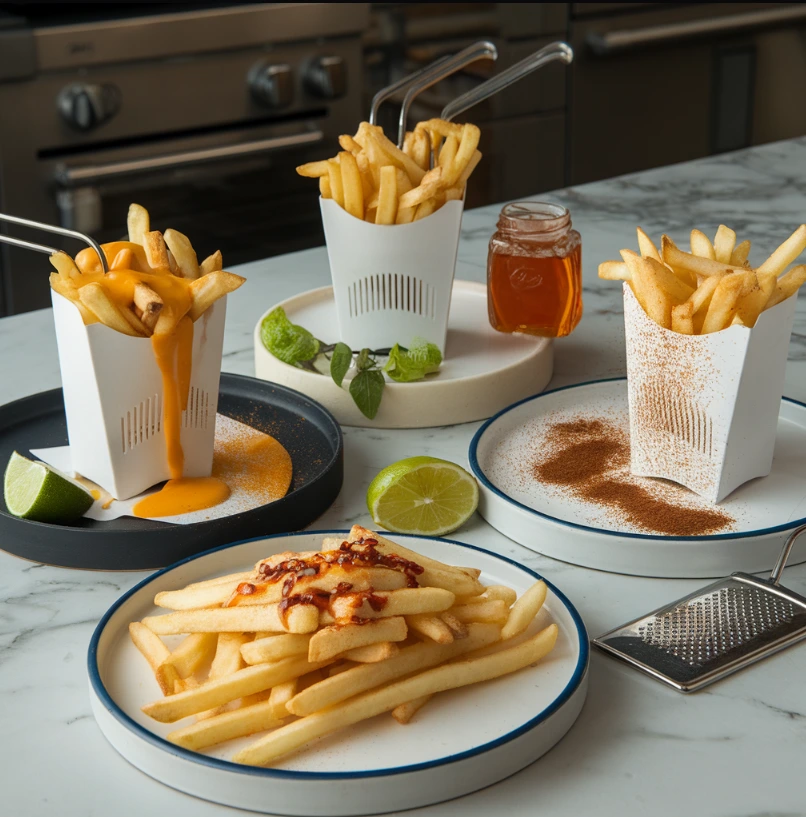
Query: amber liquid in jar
[{"left": 487, "top": 202, "right": 582, "bottom": 337}]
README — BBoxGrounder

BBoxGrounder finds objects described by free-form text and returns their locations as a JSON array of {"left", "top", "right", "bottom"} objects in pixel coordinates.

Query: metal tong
[
  {"left": 441, "top": 41, "right": 573, "bottom": 122},
  {"left": 0, "top": 212, "right": 108, "bottom": 272}
]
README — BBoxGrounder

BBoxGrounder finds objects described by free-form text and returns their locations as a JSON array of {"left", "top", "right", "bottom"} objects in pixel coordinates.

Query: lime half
[
  {"left": 367, "top": 456, "right": 479, "bottom": 536},
  {"left": 4, "top": 451, "right": 94, "bottom": 523}
]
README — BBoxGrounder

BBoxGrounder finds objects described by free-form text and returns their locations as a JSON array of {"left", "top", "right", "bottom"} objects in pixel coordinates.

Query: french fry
[
  {"left": 624, "top": 251, "right": 693, "bottom": 302},
  {"left": 416, "top": 118, "right": 463, "bottom": 139},
  {"left": 164, "top": 229, "right": 200, "bottom": 280},
  {"left": 636, "top": 227, "right": 662, "bottom": 262},
  {"left": 143, "top": 654, "right": 332, "bottom": 723},
  {"left": 411, "top": 128, "right": 430, "bottom": 171},
  {"left": 464, "top": 586, "right": 518, "bottom": 607},
  {"left": 133, "top": 282, "right": 163, "bottom": 327},
  {"left": 438, "top": 135, "right": 458, "bottom": 170},
  {"left": 701, "top": 273, "right": 745, "bottom": 334},
  {"left": 168, "top": 699, "right": 283, "bottom": 751},
  {"left": 241, "top": 634, "right": 312, "bottom": 666},
  {"left": 392, "top": 694, "right": 432, "bottom": 725},
  {"left": 757, "top": 225, "right": 806, "bottom": 276},
  {"left": 735, "top": 271, "right": 775, "bottom": 326},
  {"left": 439, "top": 612, "right": 469, "bottom": 639},
  {"left": 111, "top": 247, "right": 134, "bottom": 270},
  {"left": 188, "top": 270, "right": 245, "bottom": 322},
  {"left": 343, "top": 641, "right": 400, "bottom": 663},
  {"left": 406, "top": 614, "right": 454, "bottom": 644},
  {"left": 501, "top": 580, "right": 547, "bottom": 640},
  {"left": 623, "top": 253, "right": 673, "bottom": 329},
  {"left": 120, "top": 304, "right": 151, "bottom": 337},
  {"left": 339, "top": 151, "right": 364, "bottom": 221},
  {"left": 339, "top": 134, "right": 362, "bottom": 154},
  {"left": 730, "top": 239, "right": 751, "bottom": 267},
  {"left": 288, "top": 622, "right": 501, "bottom": 717},
  {"left": 731, "top": 313, "right": 746, "bottom": 327},
  {"left": 687, "top": 273, "right": 725, "bottom": 315},
  {"left": 598, "top": 260, "right": 630, "bottom": 281},
  {"left": 186, "top": 571, "right": 252, "bottom": 590},
  {"left": 200, "top": 250, "right": 223, "bottom": 276},
  {"left": 413, "top": 198, "right": 438, "bottom": 222},
  {"left": 713, "top": 225, "right": 736, "bottom": 264},
  {"left": 308, "top": 617, "right": 407, "bottom": 662},
  {"left": 327, "top": 159, "right": 344, "bottom": 208},
  {"left": 671, "top": 301, "right": 695, "bottom": 335},
  {"left": 50, "top": 250, "right": 82, "bottom": 280},
  {"left": 328, "top": 587, "right": 455, "bottom": 621},
  {"left": 235, "top": 625, "right": 557, "bottom": 766},
  {"left": 49, "top": 274, "right": 97, "bottom": 323},
  {"left": 690, "top": 229, "right": 716, "bottom": 260},
  {"left": 448, "top": 599, "right": 509, "bottom": 624},
  {"left": 398, "top": 166, "right": 444, "bottom": 210},
  {"left": 268, "top": 678, "right": 298, "bottom": 719},
  {"left": 143, "top": 603, "right": 319, "bottom": 636},
  {"left": 296, "top": 160, "right": 330, "bottom": 178},
  {"left": 766, "top": 264, "right": 806, "bottom": 308},
  {"left": 129, "top": 622, "right": 175, "bottom": 695},
  {"left": 662, "top": 235, "right": 736, "bottom": 278},
  {"left": 366, "top": 128, "right": 426, "bottom": 185},
  {"left": 319, "top": 174, "right": 331, "bottom": 199},
  {"left": 78, "top": 283, "right": 142, "bottom": 337},
  {"left": 375, "top": 165, "right": 397, "bottom": 225},
  {"left": 127, "top": 203, "right": 150, "bottom": 244},
  {"left": 355, "top": 151, "right": 374, "bottom": 202},
  {"left": 457, "top": 149, "right": 481, "bottom": 187},
  {"left": 196, "top": 632, "right": 251, "bottom": 720},
  {"left": 143, "top": 230, "right": 170, "bottom": 270},
  {"left": 157, "top": 632, "right": 218, "bottom": 686},
  {"left": 444, "top": 123, "right": 481, "bottom": 187}
]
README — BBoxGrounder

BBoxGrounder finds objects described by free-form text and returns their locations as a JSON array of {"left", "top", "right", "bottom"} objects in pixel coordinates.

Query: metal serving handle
[
  {"left": 587, "top": 5, "right": 806, "bottom": 56},
  {"left": 397, "top": 40, "right": 498, "bottom": 147},
  {"left": 769, "top": 524, "right": 806, "bottom": 586},
  {"left": 369, "top": 56, "right": 452, "bottom": 126},
  {"left": 441, "top": 41, "right": 573, "bottom": 122},
  {"left": 0, "top": 212, "right": 108, "bottom": 273},
  {"left": 55, "top": 129, "right": 324, "bottom": 186}
]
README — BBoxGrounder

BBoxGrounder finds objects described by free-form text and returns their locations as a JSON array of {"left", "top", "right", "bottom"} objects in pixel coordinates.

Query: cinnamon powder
[{"left": 533, "top": 417, "right": 732, "bottom": 536}]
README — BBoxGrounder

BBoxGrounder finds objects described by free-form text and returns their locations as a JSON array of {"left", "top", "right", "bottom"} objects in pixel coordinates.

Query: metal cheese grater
[{"left": 594, "top": 524, "right": 806, "bottom": 692}]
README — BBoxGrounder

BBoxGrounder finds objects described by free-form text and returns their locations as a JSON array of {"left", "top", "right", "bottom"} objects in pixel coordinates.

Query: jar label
[{"left": 509, "top": 266, "right": 544, "bottom": 290}]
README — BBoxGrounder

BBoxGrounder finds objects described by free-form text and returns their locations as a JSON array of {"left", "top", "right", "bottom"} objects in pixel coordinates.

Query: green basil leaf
[
  {"left": 349, "top": 369, "right": 385, "bottom": 419},
  {"left": 383, "top": 339, "right": 442, "bottom": 383},
  {"left": 260, "top": 307, "right": 319, "bottom": 366},
  {"left": 330, "top": 342, "right": 352, "bottom": 387}
]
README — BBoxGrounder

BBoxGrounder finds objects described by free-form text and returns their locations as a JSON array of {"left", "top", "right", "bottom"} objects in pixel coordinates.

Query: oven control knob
[
  {"left": 248, "top": 62, "right": 293, "bottom": 109},
  {"left": 57, "top": 83, "right": 120, "bottom": 131},
  {"left": 304, "top": 55, "right": 346, "bottom": 99}
]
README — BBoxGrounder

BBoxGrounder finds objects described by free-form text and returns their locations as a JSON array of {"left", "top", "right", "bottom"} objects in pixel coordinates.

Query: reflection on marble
[{"left": 1, "top": 139, "right": 805, "bottom": 817}]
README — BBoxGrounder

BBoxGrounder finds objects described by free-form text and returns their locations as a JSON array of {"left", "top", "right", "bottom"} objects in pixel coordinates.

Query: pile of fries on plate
[
  {"left": 297, "top": 118, "right": 482, "bottom": 225},
  {"left": 130, "top": 526, "right": 557, "bottom": 767},
  {"left": 48, "top": 203, "right": 244, "bottom": 338},
  {"left": 599, "top": 224, "right": 806, "bottom": 334}
]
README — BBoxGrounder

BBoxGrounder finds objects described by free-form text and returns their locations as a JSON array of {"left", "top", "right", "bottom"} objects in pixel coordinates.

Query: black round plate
[{"left": 0, "top": 374, "right": 343, "bottom": 570}]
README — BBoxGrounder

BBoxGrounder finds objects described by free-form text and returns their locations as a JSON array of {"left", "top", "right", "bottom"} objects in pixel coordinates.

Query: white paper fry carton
[
  {"left": 51, "top": 290, "right": 227, "bottom": 500},
  {"left": 320, "top": 197, "right": 464, "bottom": 353},
  {"left": 623, "top": 283, "right": 796, "bottom": 504}
]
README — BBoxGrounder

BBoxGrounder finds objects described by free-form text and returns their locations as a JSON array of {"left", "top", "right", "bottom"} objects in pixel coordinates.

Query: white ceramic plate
[
  {"left": 88, "top": 531, "right": 588, "bottom": 816},
  {"left": 253, "top": 281, "right": 553, "bottom": 428},
  {"left": 470, "top": 379, "right": 806, "bottom": 579}
]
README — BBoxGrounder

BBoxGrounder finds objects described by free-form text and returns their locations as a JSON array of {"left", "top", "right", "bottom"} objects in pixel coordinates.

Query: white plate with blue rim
[
  {"left": 469, "top": 378, "right": 806, "bottom": 579},
  {"left": 88, "top": 531, "right": 589, "bottom": 816}
]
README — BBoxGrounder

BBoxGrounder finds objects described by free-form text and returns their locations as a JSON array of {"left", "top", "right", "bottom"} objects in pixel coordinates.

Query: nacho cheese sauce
[{"left": 74, "top": 242, "right": 231, "bottom": 517}]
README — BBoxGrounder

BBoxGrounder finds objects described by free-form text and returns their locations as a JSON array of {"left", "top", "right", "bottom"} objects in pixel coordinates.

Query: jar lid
[{"left": 500, "top": 202, "right": 570, "bottom": 234}]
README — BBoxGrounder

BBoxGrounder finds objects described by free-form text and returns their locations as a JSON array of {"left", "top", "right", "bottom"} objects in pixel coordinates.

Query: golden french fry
[
  {"left": 623, "top": 251, "right": 693, "bottom": 302},
  {"left": 185, "top": 571, "right": 252, "bottom": 590},
  {"left": 472, "top": 586, "right": 517, "bottom": 606},
  {"left": 339, "top": 134, "right": 362, "bottom": 154},
  {"left": 308, "top": 617, "right": 407, "bottom": 663},
  {"left": 133, "top": 282, "right": 163, "bottom": 326},
  {"left": 636, "top": 228, "right": 661, "bottom": 262},
  {"left": 701, "top": 273, "right": 745, "bottom": 334},
  {"left": 198, "top": 249, "right": 223, "bottom": 277},
  {"left": 329, "top": 587, "right": 455, "bottom": 622},
  {"left": 687, "top": 273, "right": 725, "bottom": 315},
  {"left": 143, "top": 230, "right": 170, "bottom": 270},
  {"left": 355, "top": 151, "right": 374, "bottom": 203},
  {"left": 448, "top": 599, "right": 509, "bottom": 624},
  {"left": 411, "top": 128, "right": 430, "bottom": 171},
  {"left": 690, "top": 229, "right": 716, "bottom": 260},
  {"left": 395, "top": 167, "right": 413, "bottom": 196},
  {"left": 766, "top": 264, "right": 806, "bottom": 309},
  {"left": 444, "top": 186, "right": 463, "bottom": 202},
  {"left": 288, "top": 623, "right": 501, "bottom": 717},
  {"left": 734, "top": 270, "right": 774, "bottom": 327},
  {"left": 375, "top": 165, "right": 398, "bottom": 226},
  {"left": 144, "top": 655, "right": 332, "bottom": 723},
  {"left": 343, "top": 642, "right": 400, "bottom": 663},
  {"left": 501, "top": 580, "right": 548, "bottom": 640},
  {"left": 598, "top": 260, "right": 630, "bottom": 281},
  {"left": 78, "top": 282, "right": 143, "bottom": 337},
  {"left": 713, "top": 225, "right": 736, "bottom": 264},
  {"left": 623, "top": 253, "right": 673, "bottom": 328},
  {"left": 236, "top": 625, "right": 557, "bottom": 766},
  {"left": 339, "top": 151, "right": 364, "bottom": 220},
  {"left": 402, "top": 130, "right": 414, "bottom": 157},
  {"left": 444, "top": 123, "right": 481, "bottom": 187},
  {"left": 671, "top": 301, "right": 695, "bottom": 335},
  {"left": 439, "top": 612, "right": 469, "bottom": 639},
  {"left": 127, "top": 203, "right": 150, "bottom": 244},
  {"left": 457, "top": 149, "right": 481, "bottom": 187},
  {"left": 398, "top": 166, "right": 443, "bottom": 210},
  {"left": 188, "top": 270, "right": 245, "bottom": 321},
  {"left": 129, "top": 622, "right": 174, "bottom": 695},
  {"left": 49, "top": 274, "right": 97, "bottom": 323},
  {"left": 319, "top": 174, "right": 331, "bottom": 199},
  {"left": 120, "top": 304, "right": 151, "bottom": 337},
  {"left": 196, "top": 632, "right": 251, "bottom": 720},
  {"left": 731, "top": 313, "right": 746, "bottom": 327},
  {"left": 157, "top": 632, "right": 218, "bottom": 685},
  {"left": 730, "top": 239, "right": 752, "bottom": 266},
  {"left": 661, "top": 235, "right": 736, "bottom": 278},
  {"left": 416, "top": 118, "right": 463, "bottom": 139},
  {"left": 168, "top": 699, "right": 283, "bottom": 751},
  {"left": 50, "top": 251, "right": 82, "bottom": 280},
  {"left": 413, "top": 198, "right": 438, "bottom": 222},
  {"left": 296, "top": 160, "right": 330, "bottom": 178},
  {"left": 242, "top": 634, "right": 312, "bottom": 666},
  {"left": 163, "top": 229, "right": 200, "bottom": 280},
  {"left": 268, "top": 678, "right": 299, "bottom": 719},
  {"left": 365, "top": 207, "right": 378, "bottom": 223},
  {"left": 438, "top": 135, "right": 458, "bottom": 170},
  {"left": 406, "top": 614, "right": 454, "bottom": 644},
  {"left": 366, "top": 128, "right": 426, "bottom": 185},
  {"left": 757, "top": 225, "right": 806, "bottom": 276},
  {"left": 327, "top": 158, "right": 344, "bottom": 208},
  {"left": 392, "top": 694, "right": 433, "bottom": 725},
  {"left": 144, "top": 603, "right": 319, "bottom": 636}
]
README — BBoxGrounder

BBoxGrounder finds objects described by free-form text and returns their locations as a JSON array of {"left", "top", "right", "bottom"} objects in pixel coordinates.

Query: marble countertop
[{"left": 2, "top": 138, "right": 806, "bottom": 817}]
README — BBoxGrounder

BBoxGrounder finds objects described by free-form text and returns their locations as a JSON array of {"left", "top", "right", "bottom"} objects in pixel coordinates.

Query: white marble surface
[{"left": 2, "top": 138, "right": 806, "bottom": 817}]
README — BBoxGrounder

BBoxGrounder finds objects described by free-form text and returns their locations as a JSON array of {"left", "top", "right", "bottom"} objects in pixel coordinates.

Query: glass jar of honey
[{"left": 487, "top": 202, "right": 582, "bottom": 337}]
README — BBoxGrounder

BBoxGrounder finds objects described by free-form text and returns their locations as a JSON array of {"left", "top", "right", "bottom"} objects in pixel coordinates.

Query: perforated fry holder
[{"left": 594, "top": 524, "right": 806, "bottom": 692}]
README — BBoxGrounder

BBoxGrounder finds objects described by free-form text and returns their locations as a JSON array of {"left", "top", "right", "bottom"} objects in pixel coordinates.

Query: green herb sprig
[{"left": 260, "top": 307, "right": 442, "bottom": 419}]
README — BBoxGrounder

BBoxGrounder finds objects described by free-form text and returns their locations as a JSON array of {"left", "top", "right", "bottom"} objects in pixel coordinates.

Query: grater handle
[{"left": 769, "top": 523, "right": 806, "bottom": 585}]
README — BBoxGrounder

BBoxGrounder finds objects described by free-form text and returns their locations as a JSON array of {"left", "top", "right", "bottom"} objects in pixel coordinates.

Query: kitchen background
[{"left": 1, "top": 2, "right": 805, "bottom": 316}]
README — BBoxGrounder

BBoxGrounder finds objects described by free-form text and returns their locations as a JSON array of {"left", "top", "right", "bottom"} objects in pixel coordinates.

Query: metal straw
[
  {"left": 0, "top": 212, "right": 108, "bottom": 272},
  {"left": 369, "top": 56, "right": 452, "bottom": 126},
  {"left": 440, "top": 41, "right": 573, "bottom": 122},
  {"left": 397, "top": 40, "right": 498, "bottom": 147}
]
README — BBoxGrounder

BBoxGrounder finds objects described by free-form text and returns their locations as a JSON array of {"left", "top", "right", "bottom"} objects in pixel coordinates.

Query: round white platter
[
  {"left": 469, "top": 378, "right": 806, "bottom": 579},
  {"left": 89, "top": 531, "right": 588, "bottom": 816},
  {"left": 253, "top": 281, "right": 553, "bottom": 428}
]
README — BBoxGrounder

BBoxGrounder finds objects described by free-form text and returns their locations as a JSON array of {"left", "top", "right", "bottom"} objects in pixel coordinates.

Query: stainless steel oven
[{"left": 0, "top": 4, "right": 369, "bottom": 315}]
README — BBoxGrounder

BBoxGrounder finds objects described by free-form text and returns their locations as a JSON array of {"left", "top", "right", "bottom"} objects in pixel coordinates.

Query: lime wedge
[
  {"left": 4, "top": 451, "right": 94, "bottom": 523},
  {"left": 366, "top": 456, "right": 479, "bottom": 536}
]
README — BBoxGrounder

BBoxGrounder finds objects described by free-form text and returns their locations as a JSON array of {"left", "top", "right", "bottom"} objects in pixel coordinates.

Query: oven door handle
[
  {"left": 587, "top": 5, "right": 806, "bottom": 56},
  {"left": 55, "top": 128, "right": 324, "bottom": 186}
]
